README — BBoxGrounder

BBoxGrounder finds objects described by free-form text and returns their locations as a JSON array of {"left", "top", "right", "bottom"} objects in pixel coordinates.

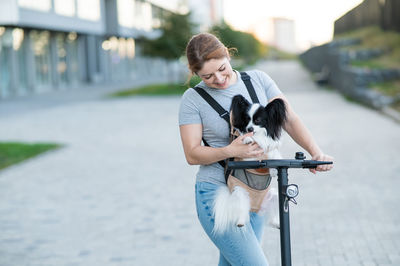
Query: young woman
[{"left": 179, "top": 32, "right": 333, "bottom": 266}]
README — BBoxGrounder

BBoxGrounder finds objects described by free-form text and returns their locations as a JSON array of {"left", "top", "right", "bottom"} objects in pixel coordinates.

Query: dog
[
  {"left": 212, "top": 95, "right": 286, "bottom": 234},
  {"left": 230, "top": 95, "right": 287, "bottom": 160}
]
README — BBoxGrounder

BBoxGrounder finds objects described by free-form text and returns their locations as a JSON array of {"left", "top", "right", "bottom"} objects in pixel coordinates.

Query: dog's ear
[
  {"left": 230, "top": 95, "right": 250, "bottom": 129},
  {"left": 265, "top": 98, "right": 287, "bottom": 139},
  {"left": 230, "top": 95, "right": 250, "bottom": 112}
]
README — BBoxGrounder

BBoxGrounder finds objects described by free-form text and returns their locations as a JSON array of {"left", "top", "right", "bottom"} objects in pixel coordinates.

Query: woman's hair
[{"left": 185, "top": 33, "right": 236, "bottom": 75}]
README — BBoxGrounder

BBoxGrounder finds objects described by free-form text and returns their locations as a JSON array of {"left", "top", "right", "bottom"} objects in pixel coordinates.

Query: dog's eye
[{"left": 254, "top": 118, "right": 262, "bottom": 124}]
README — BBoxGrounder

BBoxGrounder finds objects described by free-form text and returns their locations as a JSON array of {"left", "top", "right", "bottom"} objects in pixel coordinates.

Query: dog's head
[{"left": 230, "top": 95, "right": 287, "bottom": 140}]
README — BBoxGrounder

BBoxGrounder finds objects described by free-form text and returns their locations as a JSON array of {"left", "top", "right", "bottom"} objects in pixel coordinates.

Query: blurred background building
[
  {"left": 270, "top": 18, "right": 296, "bottom": 53},
  {"left": 0, "top": 0, "right": 191, "bottom": 99},
  {"left": 187, "top": 0, "right": 224, "bottom": 32}
]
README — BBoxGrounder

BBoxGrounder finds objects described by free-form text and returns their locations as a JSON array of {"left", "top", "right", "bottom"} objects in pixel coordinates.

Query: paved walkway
[{"left": 0, "top": 60, "right": 399, "bottom": 266}]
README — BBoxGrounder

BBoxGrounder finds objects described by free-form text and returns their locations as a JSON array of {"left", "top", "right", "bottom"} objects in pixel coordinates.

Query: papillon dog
[
  {"left": 212, "top": 95, "right": 286, "bottom": 234},
  {"left": 230, "top": 95, "right": 287, "bottom": 160}
]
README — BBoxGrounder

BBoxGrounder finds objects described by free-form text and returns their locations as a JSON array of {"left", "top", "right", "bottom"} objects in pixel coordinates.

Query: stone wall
[{"left": 299, "top": 39, "right": 400, "bottom": 109}]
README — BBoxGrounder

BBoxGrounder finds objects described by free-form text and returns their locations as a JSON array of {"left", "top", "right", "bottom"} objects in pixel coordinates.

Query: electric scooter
[{"left": 227, "top": 152, "right": 333, "bottom": 266}]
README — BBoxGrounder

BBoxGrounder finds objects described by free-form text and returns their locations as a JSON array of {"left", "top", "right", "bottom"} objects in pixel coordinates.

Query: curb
[{"left": 381, "top": 106, "right": 400, "bottom": 124}]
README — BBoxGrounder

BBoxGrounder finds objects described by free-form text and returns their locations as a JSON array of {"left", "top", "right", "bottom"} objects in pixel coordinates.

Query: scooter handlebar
[{"left": 227, "top": 159, "right": 333, "bottom": 170}]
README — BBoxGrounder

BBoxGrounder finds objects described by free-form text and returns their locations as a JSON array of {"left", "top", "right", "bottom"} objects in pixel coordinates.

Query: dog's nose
[{"left": 247, "top": 127, "right": 254, "bottom": 132}]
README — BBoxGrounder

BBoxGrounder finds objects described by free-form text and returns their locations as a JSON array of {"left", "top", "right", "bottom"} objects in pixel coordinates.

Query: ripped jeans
[{"left": 195, "top": 181, "right": 269, "bottom": 266}]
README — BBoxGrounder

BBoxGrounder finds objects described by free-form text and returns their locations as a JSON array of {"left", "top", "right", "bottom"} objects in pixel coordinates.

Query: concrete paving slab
[{"left": 0, "top": 60, "right": 399, "bottom": 266}]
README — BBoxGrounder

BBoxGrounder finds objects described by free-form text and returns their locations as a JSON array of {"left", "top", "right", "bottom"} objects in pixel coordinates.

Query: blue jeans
[{"left": 195, "top": 181, "right": 269, "bottom": 266}]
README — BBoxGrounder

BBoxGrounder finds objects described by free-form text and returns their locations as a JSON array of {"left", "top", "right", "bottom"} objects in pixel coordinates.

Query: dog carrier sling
[{"left": 194, "top": 72, "right": 272, "bottom": 212}]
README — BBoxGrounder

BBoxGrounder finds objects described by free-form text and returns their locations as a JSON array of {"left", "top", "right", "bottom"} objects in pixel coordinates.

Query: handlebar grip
[{"left": 301, "top": 160, "right": 333, "bottom": 168}]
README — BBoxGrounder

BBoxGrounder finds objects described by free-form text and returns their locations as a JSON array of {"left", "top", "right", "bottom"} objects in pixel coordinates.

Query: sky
[
  {"left": 223, "top": 0, "right": 364, "bottom": 51},
  {"left": 148, "top": 0, "right": 364, "bottom": 51}
]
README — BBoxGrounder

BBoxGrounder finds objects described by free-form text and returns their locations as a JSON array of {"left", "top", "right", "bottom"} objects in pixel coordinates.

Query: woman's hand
[
  {"left": 309, "top": 153, "right": 334, "bottom": 174},
  {"left": 225, "top": 133, "right": 264, "bottom": 159}
]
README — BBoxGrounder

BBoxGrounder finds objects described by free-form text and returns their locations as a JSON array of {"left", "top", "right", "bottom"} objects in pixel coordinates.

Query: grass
[
  {"left": 0, "top": 142, "right": 61, "bottom": 170},
  {"left": 370, "top": 80, "right": 400, "bottom": 97},
  {"left": 350, "top": 60, "right": 387, "bottom": 69},
  {"left": 109, "top": 83, "right": 188, "bottom": 97},
  {"left": 336, "top": 26, "right": 400, "bottom": 69},
  {"left": 108, "top": 75, "right": 202, "bottom": 97},
  {"left": 392, "top": 101, "right": 400, "bottom": 113},
  {"left": 335, "top": 26, "right": 400, "bottom": 106},
  {"left": 108, "top": 66, "right": 260, "bottom": 97},
  {"left": 266, "top": 46, "right": 298, "bottom": 60}
]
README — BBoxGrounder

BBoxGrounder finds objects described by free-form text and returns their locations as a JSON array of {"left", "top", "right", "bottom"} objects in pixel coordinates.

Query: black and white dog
[
  {"left": 230, "top": 95, "right": 287, "bottom": 160},
  {"left": 212, "top": 95, "right": 286, "bottom": 234}
]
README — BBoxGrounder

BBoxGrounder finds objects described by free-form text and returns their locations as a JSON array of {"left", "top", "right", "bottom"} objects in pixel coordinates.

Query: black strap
[
  {"left": 202, "top": 138, "right": 226, "bottom": 168},
  {"left": 194, "top": 86, "right": 227, "bottom": 168},
  {"left": 240, "top": 72, "right": 259, "bottom": 104},
  {"left": 193, "top": 86, "right": 230, "bottom": 124}
]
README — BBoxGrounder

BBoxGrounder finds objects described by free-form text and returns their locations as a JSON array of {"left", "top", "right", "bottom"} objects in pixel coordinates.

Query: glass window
[
  {"left": 30, "top": 30, "right": 51, "bottom": 88},
  {"left": 117, "top": 0, "right": 135, "bottom": 28},
  {"left": 54, "top": 0, "right": 75, "bottom": 17},
  {"left": 12, "top": 28, "right": 28, "bottom": 91},
  {"left": 103, "top": 36, "right": 133, "bottom": 81},
  {"left": 134, "top": 1, "right": 152, "bottom": 31},
  {"left": 117, "top": 0, "right": 152, "bottom": 31},
  {"left": 126, "top": 38, "right": 135, "bottom": 59},
  {"left": 77, "top": 0, "right": 100, "bottom": 21},
  {"left": 18, "top": 0, "right": 51, "bottom": 12},
  {"left": 139, "top": 2, "right": 152, "bottom": 31},
  {"left": 0, "top": 51, "right": 11, "bottom": 98},
  {"left": 12, "top": 28, "right": 24, "bottom": 51},
  {"left": 56, "top": 33, "right": 68, "bottom": 86},
  {"left": 17, "top": 39, "right": 28, "bottom": 92},
  {"left": 66, "top": 32, "right": 79, "bottom": 85},
  {"left": 0, "top": 28, "right": 12, "bottom": 97}
]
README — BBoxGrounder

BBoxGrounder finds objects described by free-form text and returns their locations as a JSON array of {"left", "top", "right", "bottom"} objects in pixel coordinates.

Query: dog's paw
[
  {"left": 243, "top": 137, "right": 254, "bottom": 144},
  {"left": 269, "top": 219, "right": 280, "bottom": 229}
]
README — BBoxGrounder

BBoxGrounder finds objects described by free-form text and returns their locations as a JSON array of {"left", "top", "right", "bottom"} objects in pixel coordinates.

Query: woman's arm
[
  {"left": 270, "top": 94, "right": 334, "bottom": 173},
  {"left": 179, "top": 124, "right": 264, "bottom": 165}
]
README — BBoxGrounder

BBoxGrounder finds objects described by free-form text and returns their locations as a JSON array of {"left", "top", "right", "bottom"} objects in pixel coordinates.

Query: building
[
  {"left": 0, "top": 0, "right": 186, "bottom": 99},
  {"left": 187, "top": 0, "right": 224, "bottom": 32},
  {"left": 270, "top": 17, "right": 297, "bottom": 53}
]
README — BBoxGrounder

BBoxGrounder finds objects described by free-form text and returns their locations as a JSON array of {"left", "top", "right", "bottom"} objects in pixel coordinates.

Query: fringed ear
[
  {"left": 230, "top": 95, "right": 250, "bottom": 112},
  {"left": 230, "top": 95, "right": 251, "bottom": 129},
  {"left": 265, "top": 98, "right": 287, "bottom": 140}
]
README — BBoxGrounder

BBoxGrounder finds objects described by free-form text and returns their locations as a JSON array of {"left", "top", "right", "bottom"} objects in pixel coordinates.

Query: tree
[
  {"left": 141, "top": 12, "right": 195, "bottom": 60},
  {"left": 211, "top": 22, "right": 267, "bottom": 64}
]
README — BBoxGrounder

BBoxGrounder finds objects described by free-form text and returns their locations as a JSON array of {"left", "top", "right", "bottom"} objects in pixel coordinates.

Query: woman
[{"left": 179, "top": 32, "right": 333, "bottom": 266}]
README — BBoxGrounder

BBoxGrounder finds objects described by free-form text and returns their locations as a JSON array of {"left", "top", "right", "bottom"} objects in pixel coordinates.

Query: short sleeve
[
  {"left": 179, "top": 89, "right": 202, "bottom": 125},
  {"left": 256, "top": 70, "right": 283, "bottom": 100}
]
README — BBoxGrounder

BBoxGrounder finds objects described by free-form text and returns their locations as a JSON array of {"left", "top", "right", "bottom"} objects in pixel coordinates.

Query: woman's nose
[{"left": 214, "top": 72, "right": 223, "bottom": 82}]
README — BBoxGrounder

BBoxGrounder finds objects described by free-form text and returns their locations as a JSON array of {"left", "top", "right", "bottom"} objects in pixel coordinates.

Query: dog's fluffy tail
[{"left": 212, "top": 186, "right": 250, "bottom": 235}]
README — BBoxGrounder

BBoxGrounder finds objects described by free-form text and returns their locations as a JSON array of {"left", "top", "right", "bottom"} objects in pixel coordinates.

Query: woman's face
[{"left": 197, "top": 57, "right": 236, "bottom": 89}]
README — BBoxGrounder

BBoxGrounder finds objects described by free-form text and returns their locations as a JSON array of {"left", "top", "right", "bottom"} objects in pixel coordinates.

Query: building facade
[
  {"left": 271, "top": 17, "right": 297, "bottom": 53},
  {"left": 187, "top": 0, "right": 224, "bottom": 32},
  {"left": 0, "top": 0, "right": 186, "bottom": 99}
]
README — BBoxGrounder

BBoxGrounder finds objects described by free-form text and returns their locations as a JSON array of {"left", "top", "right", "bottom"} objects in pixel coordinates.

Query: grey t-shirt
[{"left": 179, "top": 70, "right": 282, "bottom": 185}]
